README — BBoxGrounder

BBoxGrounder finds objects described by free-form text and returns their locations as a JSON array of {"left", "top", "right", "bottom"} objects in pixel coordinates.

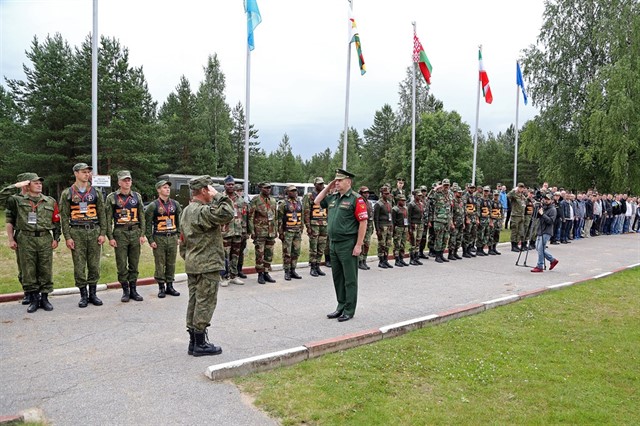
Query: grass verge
[{"left": 236, "top": 268, "right": 640, "bottom": 425}]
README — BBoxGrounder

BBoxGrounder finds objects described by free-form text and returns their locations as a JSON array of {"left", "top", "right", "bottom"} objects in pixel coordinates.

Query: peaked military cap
[
  {"left": 234, "top": 183, "right": 243, "bottom": 191},
  {"left": 419, "top": 185, "right": 428, "bottom": 191},
  {"left": 442, "top": 179, "right": 451, "bottom": 185},
  {"left": 117, "top": 170, "right": 132, "bottom": 180},
  {"left": 396, "top": 194, "right": 406, "bottom": 200},
  {"left": 493, "top": 190, "right": 499, "bottom": 195},
  {"left": 483, "top": 185, "right": 491, "bottom": 191},
  {"left": 73, "top": 163, "right": 93, "bottom": 172},
  {"left": 189, "top": 175, "right": 213, "bottom": 190},
  {"left": 335, "top": 168, "right": 355, "bottom": 179},
  {"left": 22, "top": 172, "right": 44, "bottom": 182},
  {"left": 155, "top": 180, "right": 171, "bottom": 189}
]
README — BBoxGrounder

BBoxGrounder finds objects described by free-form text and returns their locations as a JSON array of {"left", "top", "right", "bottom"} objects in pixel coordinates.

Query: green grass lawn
[{"left": 236, "top": 268, "right": 640, "bottom": 425}]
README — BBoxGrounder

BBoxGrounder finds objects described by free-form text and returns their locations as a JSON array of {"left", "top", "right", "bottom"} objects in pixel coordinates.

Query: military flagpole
[
  {"left": 244, "top": 42, "right": 251, "bottom": 197},
  {"left": 91, "top": 0, "right": 98, "bottom": 174},
  {"left": 410, "top": 21, "right": 417, "bottom": 193},
  {"left": 513, "top": 84, "right": 521, "bottom": 188},
  {"left": 342, "top": 0, "right": 354, "bottom": 170},
  {"left": 471, "top": 44, "right": 482, "bottom": 186}
]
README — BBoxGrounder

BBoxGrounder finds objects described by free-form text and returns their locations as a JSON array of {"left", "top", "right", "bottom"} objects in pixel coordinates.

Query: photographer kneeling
[{"left": 531, "top": 193, "right": 559, "bottom": 273}]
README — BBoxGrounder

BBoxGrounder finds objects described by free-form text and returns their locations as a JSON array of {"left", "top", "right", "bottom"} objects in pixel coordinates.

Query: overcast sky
[{"left": 1, "top": 0, "right": 544, "bottom": 159}]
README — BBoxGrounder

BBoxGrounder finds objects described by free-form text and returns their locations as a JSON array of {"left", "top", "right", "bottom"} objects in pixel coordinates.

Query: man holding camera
[{"left": 531, "top": 193, "right": 559, "bottom": 273}]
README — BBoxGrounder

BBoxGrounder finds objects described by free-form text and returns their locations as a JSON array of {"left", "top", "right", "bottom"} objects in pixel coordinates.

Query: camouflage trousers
[
  {"left": 448, "top": 222, "right": 464, "bottom": 253},
  {"left": 152, "top": 233, "right": 178, "bottom": 283},
  {"left": 476, "top": 219, "right": 491, "bottom": 248},
  {"left": 428, "top": 224, "right": 436, "bottom": 251},
  {"left": 408, "top": 223, "right": 423, "bottom": 255},
  {"left": 186, "top": 271, "right": 220, "bottom": 332},
  {"left": 463, "top": 219, "right": 478, "bottom": 248},
  {"left": 419, "top": 224, "right": 429, "bottom": 252},
  {"left": 223, "top": 235, "right": 243, "bottom": 278},
  {"left": 69, "top": 227, "right": 102, "bottom": 288},
  {"left": 282, "top": 230, "right": 302, "bottom": 271},
  {"left": 308, "top": 223, "right": 327, "bottom": 263},
  {"left": 253, "top": 236, "right": 275, "bottom": 273},
  {"left": 511, "top": 215, "right": 525, "bottom": 243},
  {"left": 16, "top": 232, "right": 54, "bottom": 294},
  {"left": 490, "top": 220, "right": 502, "bottom": 246},
  {"left": 113, "top": 227, "right": 142, "bottom": 283},
  {"left": 393, "top": 226, "right": 408, "bottom": 257},
  {"left": 433, "top": 221, "right": 450, "bottom": 252},
  {"left": 359, "top": 220, "right": 374, "bottom": 261},
  {"left": 376, "top": 225, "right": 393, "bottom": 257}
]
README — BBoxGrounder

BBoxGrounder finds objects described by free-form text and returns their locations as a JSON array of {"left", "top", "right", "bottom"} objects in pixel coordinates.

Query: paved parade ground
[{"left": 1, "top": 234, "right": 638, "bottom": 425}]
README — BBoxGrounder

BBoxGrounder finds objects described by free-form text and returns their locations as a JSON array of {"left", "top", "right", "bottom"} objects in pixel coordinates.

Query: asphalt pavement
[{"left": 1, "top": 234, "right": 638, "bottom": 425}]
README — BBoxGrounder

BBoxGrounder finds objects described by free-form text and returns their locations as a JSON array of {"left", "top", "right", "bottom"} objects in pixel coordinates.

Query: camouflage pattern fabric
[{"left": 282, "top": 230, "right": 302, "bottom": 271}]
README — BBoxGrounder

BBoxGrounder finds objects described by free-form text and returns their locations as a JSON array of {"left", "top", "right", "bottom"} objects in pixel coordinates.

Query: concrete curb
[{"left": 203, "top": 265, "right": 637, "bottom": 381}]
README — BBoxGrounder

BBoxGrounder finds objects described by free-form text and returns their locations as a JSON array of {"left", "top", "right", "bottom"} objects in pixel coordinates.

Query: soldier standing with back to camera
[
  {"left": 221, "top": 175, "right": 247, "bottom": 286},
  {"left": 357, "top": 186, "right": 373, "bottom": 270},
  {"left": 447, "top": 184, "right": 465, "bottom": 260},
  {"left": 462, "top": 183, "right": 479, "bottom": 258},
  {"left": 302, "top": 177, "right": 328, "bottom": 277},
  {"left": 278, "top": 185, "right": 303, "bottom": 281},
  {"left": 5, "top": 173, "right": 61, "bottom": 313},
  {"left": 145, "top": 179, "right": 182, "bottom": 298},
  {"left": 249, "top": 182, "right": 278, "bottom": 284},
  {"left": 59, "top": 163, "right": 107, "bottom": 308},
  {"left": 105, "top": 170, "right": 146, "bottom": 302},
  {"left": 391, "top": 194, "right": 410, "bottom": 267},
  {"left": 374, "top": 186, "right": 394, "bottom": 269},
  {"left": 407, "top": 190, "right": 425, "bottom": 265}
]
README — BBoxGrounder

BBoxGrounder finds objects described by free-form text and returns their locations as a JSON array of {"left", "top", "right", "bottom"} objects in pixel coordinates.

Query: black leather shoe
[
  {"left": 337, "top": 314, "right": 353, "bottom": 322},
  {"left": 290, "top": 270, "right": 302, "bottom": 279},
  {"left": 263, "top": 272, "right": 276, "bottom": 283},
  {"left": 237, "top": 272, "right": 248, "bottom": 279},
  {"left": 326, "top": 310, "right": 343, "bottom": 319},
  {"left": 257, "top": 272, "right": 266, "bottom": 284}
]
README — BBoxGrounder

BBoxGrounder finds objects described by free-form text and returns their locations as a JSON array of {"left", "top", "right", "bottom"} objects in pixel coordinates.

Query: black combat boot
[
  {"left": 409, "top": 253, "right": 419, "bottom": 266},
  {"left": 441, "top": 251, "right": 450, "bottom": 262},
  {"left": 428, "top": 248, "right": 436, "bottom": 257},
  {"left": 488, "top": 246, "right": 497, "bottom": 255},
  {"left": 310, "top": 263, "right": 319, "bottom": 277},
  {"left": 192, "top": 330, "right": 222, "bottom": 357},
  {"left": 88, "top": 285, "right": 103, "bottom": 305},
  {"left": 400, "top": 255, "right": 410, "bottom": 266},
  {"left": 263, "top": 272, "right": 276, "bottom": 283},
  {"left": 511, "top": 242, "right": 520, "bottom": 252},
  {"left": 435, "top": 252, "right": 444, "bottom": 263},
  {"left": 394, "top": 256, "right": 404, "bottom": 267},
  {"left": 324, "top": 258, "right": 331, "bottom": 268},
  {"left": 454, "top": 248, "right": 463, "bottom": 260},
  {"left": 462, "top": 245, "right": 471, "bottom": 258},
  {"left": 78, "top": 286, "right": 89, "bottom": 308},
  {"left": 358, "top": 260, "right": 368, "bottom": 270},
  {"left": 128, "top": 282, "right": 143, "bottom": 302},
  {"left": 165, "top": 282, "right": 180, "bottom": 296},
  {"left": 236, "top": 255, "right": 247, "bottom": 279},
  {"left": 22, "top": 292, "right": 30, "bottom": 305},
  {"left": 316, "top": 264, "right": 326, "bottom": 276},
  {"left": 40, "top": 293, "right": 53, "bottom": 311},
  {"left": 414, "top": 253, "right": 424, "bottom": 265},
  {"left": 384, "top": 255, "right": 394, "bottom": 268},
  {"left": 447, "top": 251, "right": 457, "bottom": 261},
  {"left": 157, "top": 282, "right": 165, "bottom": 299},
  {"left": 419, "top": 250, "right": 429, "bottom": 259},
  {"left": 284, "top": 270, "right": 291, "bottom": 281},
  {"left": 290, "top": 269, "right": 301, "bottom": 279},
  {"left": 119, "top": 282, "right": 130, "bottom": 302},
  {"left": 27, "top": 292, "right": 40, "bottom": 313},
  {"left": 187, "top": 329, "right": 195, "bottom": 355},
  {"left": 378, "top": 256, "right": 388, "bottom": 269},
  {"left": 493, "top": 244, "right": 501, "bottom": 255},
  {"left": 257, "top": 272, "right": 266, "bottom": 284},
  {"left": 476, "top": 246, "right": 487, "bottom": 256}
]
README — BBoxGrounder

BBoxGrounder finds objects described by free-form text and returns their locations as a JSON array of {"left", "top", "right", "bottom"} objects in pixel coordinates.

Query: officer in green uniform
[
  {"left": 278, "top": 185, "right": 303, "bottom": 281},
  {"left": 302, "top": 177, "right": 328, "bottom": 277},
  {"left": 106, "top": 170, "right": 146, "bottom": 302},
  {"left": 59, "top": 163, "right": 107, "bottom": 308},
  {"left": 145, "top": 179, "right": 182, "bottom": 298},
  {"left": 221, "top": 175, "right": 247, "bottom": 286},
  {"left": 248, "top": 182, "right": 278, "bottom": 284},
  {"left": 316, "top": 169, "right": 368, "bottom": 322},
  {"left": 5, "top": 173, "right": 61, "bottom": 313},
  {"left": 508, "top": 182, "right": 527, "bottom": 251},
  {"left": 489, "top": 190, "right": 503, "bottom": 255},
  {"left": 461, "top": 183, "right": 479, "bottom": 258},
  {"left": 392, "top": 194, "right": 410, "bottom": 267},
  {"left": 432, "top": 179, "right": 453, "bottom": 263},
  {"left": 408, "top": 190, "right": 425, "bottom": 265},
  {"left": 373, "top": 186, "right": 394, "bottom": 269},
  {"left": 448, "top": 184, "right": 465, "bottom": 260},
  {"left": 475, "top": 185, "right": 493, "bottom": 256},
  {"left": 180, "top": 175, "right": 234, "bottom": 357},
  {"left": 358, "top": 186, "right": 374, "bottom": 270}
]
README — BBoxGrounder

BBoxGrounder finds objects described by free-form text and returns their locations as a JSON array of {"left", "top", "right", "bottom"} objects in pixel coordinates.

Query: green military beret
[
  {"left": 73, "top": 163, "right": 93, "bottom": 172},
  {"left": 189, "top": 175, "right": 213, "bottom": 190},
  {"left": 155, "top": 180, "right": 171, "bottom": 189},
  {"left": 117, "top": 170, "right": 132, "bottom": 180},
  {"left": 335, "top": 168, "right": 355, "bottom": 179}
]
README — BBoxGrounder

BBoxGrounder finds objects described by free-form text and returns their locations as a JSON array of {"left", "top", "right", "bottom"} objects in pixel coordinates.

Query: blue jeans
[
  {"left": 622, "top": 217, "right": 630, "bottom": 233},
  {"left": 536, "top": 234, "right": 554, "bottom": 269}
]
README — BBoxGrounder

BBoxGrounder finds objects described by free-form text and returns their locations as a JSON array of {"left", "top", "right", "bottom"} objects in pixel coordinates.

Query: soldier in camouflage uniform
[
  {"left": 508, "top": 183, "right": 528, "bottom": 251},
  {"left": 59, "top": 163, "right": 107, "bottom": 308},
  {"left": 392, "top": 194, "right": 410, "bottom": 267},
  {"left": 249, "top": 182, "right": 278, "bottom": 284},
  {"left": 475, "top": 186, "right": 493, "bottom": 256},
  {"left": 145, "top": 179, "right": 182, "bottom": 298},
  {"left": 524, "top": 190, "right": 536, "bottom": 250},
  {"left": 461, "top": 183, "right": 479, "bottom": 258},
  {"left": 373, "top": 186, "right": 394, "bottom": 268},
  {"left": 488, "top": 190, "right": 503, "bottom": 255},
  {"left": 407, "top": 190, "right": 425, "bottom": 265},
  {"left": 358, "top": 186, "right": 373, "bottom": 270},
  {"left": 220, "top": 176, "right": 247, "bottom": 286},
  {"left": 233, "top": 183, "right": 249, "bottom": 279},
  {"left": 448, "top": 183, "right": 465, "bottom": 260},
  {"left": 302, "top": 177, "right": 328, "bottom": 277},
  {"left": 417, "top": 185, "right": 430, "bottom": 259},
  {"left": 5, "top": 173, "right": 61, "bottom": 313},
  {"left": 432, "top": 179, "right": 454, "bottom": 263},
  {"left": 426, "top": 182, "right": 440, "bottom": 257},
  {"left": 278, "top": 185, "right": 303, "bottom": 280},
  {"left": 180, "top": 175, "right": 234, "bottom": 357},
  {"left": 105, "top": 170, "right": 146, "bottom": 302}
]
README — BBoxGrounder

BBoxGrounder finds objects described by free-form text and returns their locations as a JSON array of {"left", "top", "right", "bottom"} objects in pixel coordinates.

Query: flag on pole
[
  {"left": 348, "top": 8, "right": 366, "bottom": 75},
  {"left": 413, "top": 32, "right": 432, "bottom": 85},
  {"left": 245, "top": 0, "right": 262, "bottom": 51},
  {"left": 478, "top": 49, "right": 493, "bottom": 104},
  {"left": 516, "top": 61, "right": 528, "bottom": 105}
]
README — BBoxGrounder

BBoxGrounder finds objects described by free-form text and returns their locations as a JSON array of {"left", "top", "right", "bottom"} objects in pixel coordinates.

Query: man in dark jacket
[{"left": 531, "top": 193, "right": 559, "bottom": 273}]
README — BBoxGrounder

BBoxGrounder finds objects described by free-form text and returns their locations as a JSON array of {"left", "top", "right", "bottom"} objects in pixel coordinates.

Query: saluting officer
[
  {"left": 448, "top": 184, "right": 465, "bottom": 260},
  {"left": 105, "top": 170, "right": 146, "bottom": 302},
  {"left": 357, "top": 186, "right": 373, "bottom": 270},
  {"left": 248, "top": 182, "right": 278, "bottom": 284},
  {"left": 5, "top": 173, "right": 61, "bottom": 313},
  {"left": 59, "top": 163, "right": 107, "bottom": 308},
  {"left": 373, "top": 186, "right": 394, "bottom": 269},
  {"left": 145, "top": 179, "right": 182, "bottom": 298},
  {"left": 302, "top": 177, "right": 328, "bottom": 277},
  {"left": 391, "top": 194, "right": 410, "bottom": 267},
  {"left": 278, "top": 185, "right": 303, "bottom": 281}
]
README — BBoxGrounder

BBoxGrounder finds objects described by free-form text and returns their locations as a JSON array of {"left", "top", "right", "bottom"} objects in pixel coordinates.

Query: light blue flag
[
  {"left": 245, "top": 0, "right": 262, "bottom": 51},
  {"left": 516, "top": 62, "right": 528, "bottom": 105}
]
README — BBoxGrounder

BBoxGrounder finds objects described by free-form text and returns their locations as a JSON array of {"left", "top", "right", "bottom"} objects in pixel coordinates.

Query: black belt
[
  {"left": 71, "top": 223, "right": 99, "bottom": 230},
  {"left": 115, "top": 224, "right": 140, "bottom": 231},
  {"left": 19, "top": 230, "right": 51, "bottom": 237},
  {"left": 154, "top": 231, "right": 178, "bottom": 237}
]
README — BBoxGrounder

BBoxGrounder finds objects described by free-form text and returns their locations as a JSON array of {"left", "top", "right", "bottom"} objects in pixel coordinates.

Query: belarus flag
[
  {"left": 478, "top": 49, "right": 493, "bottom": 104},
  {"left": 413, "top": 33, "right": 432, "bottom": 85}
]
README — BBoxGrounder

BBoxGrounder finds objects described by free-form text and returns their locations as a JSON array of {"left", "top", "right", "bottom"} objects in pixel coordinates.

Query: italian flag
[
  {"left": 413, "top": 33, "right": 432, "bottom": 85},
  {"left": 479, "top": 49, "right": 493, "bottom": 104}
]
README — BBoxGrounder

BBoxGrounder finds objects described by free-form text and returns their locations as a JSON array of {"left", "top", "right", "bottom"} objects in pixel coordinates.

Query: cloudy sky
[{"left": 1, "top": 0, "right": 544, "bottom": 158}]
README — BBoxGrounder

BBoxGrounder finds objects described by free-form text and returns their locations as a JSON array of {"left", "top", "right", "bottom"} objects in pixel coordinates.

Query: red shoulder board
[{"left": 355, "top": 197, "right": 368, "bottom": 221}]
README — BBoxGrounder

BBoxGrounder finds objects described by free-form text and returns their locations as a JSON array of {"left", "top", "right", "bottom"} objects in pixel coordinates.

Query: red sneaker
[
  {"left": 549, "top": 259, "right": 559, "bottom": 270},
  {"left": 531, "top": 267, "right": 544, "bottom": 273}
]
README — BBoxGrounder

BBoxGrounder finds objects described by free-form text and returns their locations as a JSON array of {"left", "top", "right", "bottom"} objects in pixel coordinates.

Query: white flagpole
[
  {"left": 411, "top": 22, "right": 417, "bottom": 193},
  {"left": 343, "top": 0, "right": 354, "bottom": 170},
  {"left": 91, "top": 0, "right": 98, "bottom": 174},
  {"left": 472, "top": 45, "right": 482, "bottom": 186},
  {"left": 244, "top": 43, "right": 251, "bottom": 197},
  {"left": 513, "top": 85, "right": 520, "bottom": 187}
]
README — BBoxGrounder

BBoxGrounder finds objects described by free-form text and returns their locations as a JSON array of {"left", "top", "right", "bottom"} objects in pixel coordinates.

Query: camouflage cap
[
  {"left": 517, "top": 182, "right": 525, "bottom": 188},
  {"left": 544, "top": 192, "right": 554, "bottom": 200},
  {"left": 358, "top": 186, "right": 370, "bottom": 194},
  {"left": 396, "top": 194, "right": 406, "bottom": 201},
  {"left": 380, "top": 185, "right": 390, "bottom": 193},
  {"left": 234, "top": 183, "right": 243, "bottom": 191},
  {"left": 442, "top": 178, "right": 450, "bottom": 185},
  {"left": 483, "top": 185, "right": 491, "bottom": 191},
  {"left": 335, "top": 168, "right": 355, "bottom": 179},
  {"left": 286, "top": 184, "right": 297, "bottom": 192},
  {"left": 73, "top": 163, "right": 93, "bottom": 172},
  {"left": 493, "top": 190, "right": 499, "bottom": 195},
  {"left": 258, "top": 182, "right": 272, "bottom": 188},
  {"left": 466, "top": 182, "right": 476, "bottom": 188},
  {"left": 155, "top": 179, "right": 171, "bottom": 189},
  {"left": 396, "top": 176, "right": 405, "bottom": 182},
  {"left": 451, "top": 183, "right": 461, "bottom": 191},
  {"left": 22, "top": 172, "right": 44, "bottom": 182},
  {"left": 189, "top": 175, "right": 213, "bottom": 190},
  {"left": 313, "top": 176, "right": 325, "bottom": 185},
  {"left": 117, "top": 170, "right": 132, "bottom": 180},
  {"left": 16, "top": 173, "right": 32, "bottom": 181},
  {"left": 419, "top": 185, "right": 428, "bottom": 192}
]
